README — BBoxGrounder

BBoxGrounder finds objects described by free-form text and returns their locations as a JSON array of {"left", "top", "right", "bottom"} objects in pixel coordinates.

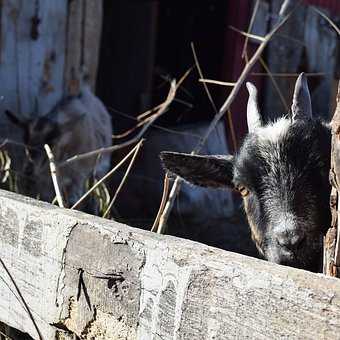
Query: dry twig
[
  {"left": 242, "top": 0, "right": 260, "bottom": 62},
  {"left": 151, "top": 173, "right": 170, "bottom": 233},
  {"left": 251, "top": 72, "right": 325, "bottom": 77},
  {"left": 102, "top": 140, "right": 143, "bottom": 218},
  {"left": 60, "top": 68, "right": 193, "bottom": 169},
  {"left": 191, "top": 42, "right": 218, "bottom": 113},
  {"left": 44, "top": 144, "right": 64, "bottom": 208},
  {"left": 259, "top": 56, "right": 289, "bottom": 111},
  {"left": 59, "top": 80, "right": 177, "bottom": 169},
  {"left": 227, "top": 109, "right": 238, "bottom": 153},
  {"left": 71, "top": 140, "right": 144, "bottom": 210},
  {"left": 199, "top": 79, "right": 235, "bottom": 87},
  {"left": 229, "top": 25, "right": 265, "bottom": 42},
  {"left": 312, "top": 7, "right": 340, "bottom": 36}
]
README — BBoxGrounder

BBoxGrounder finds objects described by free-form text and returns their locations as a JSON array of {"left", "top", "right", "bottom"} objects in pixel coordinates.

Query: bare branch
[
  {"left": 191, "top": 42, "right": 218, "bottom": 113},
  {"left": 102, "top": 140, "right": 143, "bottom": 218},
  {"left": 71, "top": 140, "right": 144, "bottom": 210},
  {"left": 59, "top": 80, "right": 177, "bottom": 168},
  {"left": 259, "top": 57, "right": 289, "bottom": 111},
  {"left": 44, "top": 144, "right": 64, "bottom": 208},
  {"left": 227, "top": 109, "right": 238, "bottom": 153},
  {"left": 199, "top": 79, "right": 235, "bottom": 87},
  {"left": 312, "top": 7, "right": 340, "bottom": 36},
  {"left": 242, "top": 0, "right": 261, "bottom": 62},
  {"left": 229, "top": 25, "right": 265, "bottom": 42},
  {"left": 251, "top": 72, "right": 325, "bottom": 77},
  {"left": 151, "top": 173, "right": 170, "bottom": 233}
]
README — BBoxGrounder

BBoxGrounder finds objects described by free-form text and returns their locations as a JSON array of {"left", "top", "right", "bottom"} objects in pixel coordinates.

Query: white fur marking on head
[{"left": 256, "top": 117, "right": 291, "bottom": 143}]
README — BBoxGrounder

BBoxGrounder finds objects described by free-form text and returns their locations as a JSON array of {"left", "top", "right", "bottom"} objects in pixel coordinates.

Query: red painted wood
[{"left": 220, "top": 0, "right": 265, "bottom": 148}]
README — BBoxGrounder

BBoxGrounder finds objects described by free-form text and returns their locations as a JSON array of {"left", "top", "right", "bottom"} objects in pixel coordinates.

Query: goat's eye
[{"left": 237, "top": 186, "right": 249, "bottom": 197}]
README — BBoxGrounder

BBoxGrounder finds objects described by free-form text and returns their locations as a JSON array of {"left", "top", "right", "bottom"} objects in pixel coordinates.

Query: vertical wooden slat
[
  {"left": 0, "top": 0, "right": 68, "bottom": 119},
  {"left": 325, "top": 82, "right": 340, "bottom": 276},
  {"left": 83, "top": 0, "right": 103, "bottom": 91},
  {"left": 64, "top": 0, "right": 84, "bottom": 96},
  {"left": 304, "top": 6, "right": 338, "bottom": 118},
  {"left": 263, "top": 0, "right": 307, "bottom": 120},
  {"left": 64, "top": 0, "right": 103, "bottom": 96}
]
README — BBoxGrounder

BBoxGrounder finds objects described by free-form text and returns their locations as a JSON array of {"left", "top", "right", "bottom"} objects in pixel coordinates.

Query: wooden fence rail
[{"left": 0, "top": 189, "right": 340, "bottom": 339}]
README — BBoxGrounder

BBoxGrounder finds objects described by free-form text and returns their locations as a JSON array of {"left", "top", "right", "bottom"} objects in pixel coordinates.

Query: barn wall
[{"left": 262, "top": 0, "right": 339, "bottom": 120}]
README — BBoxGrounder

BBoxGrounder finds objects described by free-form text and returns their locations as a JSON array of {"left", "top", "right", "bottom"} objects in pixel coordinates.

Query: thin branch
[
  {"left": 156, "top": 176, "right": 181, "bottom": 234},
  {"left": 60, "top": 68, "right": 192, "bottom": 169},
  {"left": 59, "top": 80, "right": 177, "bottom": 169},
  {"left": 229, "top": 25, "right": 265, "bottom": 42},
  {"left": 312, "top": 7, "right": 340, "bottom": 36},
  {"left": 0, "top": 258, "right": 43, "bottom": 340},
  {"left": 151, "top": 173, "right": 170, "bottom": 232},
  {"left": 71, "top": 140, "right": 144, "bottom": 210},
  {"left": 199, "top": 79, "right": 235, "bottom": 87},
  {"left": 102, "top": 140, "right": 143, "bottom": 218},
  {"left": 108, "top": 106, "right": 201, "bottom": 139},
  {"left": 227, "top": 110, "right": 238, "bottom": 153},
  {"left": 137, "top": 103, "right": 163, "bottom": 121},
  {"left": 156, "top": 4, "right": 299, "bottom": 233},
  {"left": 251, "top": 72, "right": 325, "bottom": 77},
  {"left": 242, "top": 0, "right": 261, "bottom": 62},
  {"left": 191, "top": 42, "right": 218, "bottom": 113},
  {"left": 138, "top": 66, "right": 193, "bottom": 121},
  {"left": 259, "top": 56, "right": 289, "bottom": 111},
  {"left": 44, "top": 144, "right": 64, "bottom": 208},
  {"left": 198, "top": 7, "right": 297, "bottom": 152}
]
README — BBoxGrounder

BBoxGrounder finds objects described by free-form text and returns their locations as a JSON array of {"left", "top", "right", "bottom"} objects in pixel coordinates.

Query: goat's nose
[{"left": 276, "top": 232, "right": 305, "bottom": 251}]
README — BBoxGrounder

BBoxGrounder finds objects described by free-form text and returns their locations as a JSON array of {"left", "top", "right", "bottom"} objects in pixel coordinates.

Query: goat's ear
[
  {"left": 160, "top": 151, "right": 234, "bottom": 189},
  {"left": 246, "top": 82, "right": 262, "bottom": 132},
  {"left": 5, "top": 110, "right": 26, "bottom": 128},
  {"left": 59, "top": 112, "right": 86, "bottom": 132},
  {"left": 41, "top": 111, "right": 87, "bottom": 142},
  {"left": 291, "top": 73, "right": 312, "bottom": 120}
]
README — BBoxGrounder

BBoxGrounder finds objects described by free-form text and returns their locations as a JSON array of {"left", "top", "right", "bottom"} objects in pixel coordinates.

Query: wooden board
[
  {"left": 0, "top": 190, "right": 340, "bottom": 339},
  {"left": 262, "top": 1, "right": 339, "bottom": 120},
  {"left": 0, "top": 0, "right": 68, "bottom": 119}
]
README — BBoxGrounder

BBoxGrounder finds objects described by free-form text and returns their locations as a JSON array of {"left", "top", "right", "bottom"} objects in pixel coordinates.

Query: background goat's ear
[
  {"left": 5, "top": 110, "right": 26, "bottom": 128},
  {"left": 59, "top": 112, "right": 86, "bottom": 132},
  {"left": 160, "top": 151, "right": 234, "bottom": 188}
]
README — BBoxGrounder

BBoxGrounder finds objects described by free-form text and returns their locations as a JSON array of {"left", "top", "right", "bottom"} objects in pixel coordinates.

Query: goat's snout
[{"left": 276, "top": 231, "right": 305, "bottom": 252}]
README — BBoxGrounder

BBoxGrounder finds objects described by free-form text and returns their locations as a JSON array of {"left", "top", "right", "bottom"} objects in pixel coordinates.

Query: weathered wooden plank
[
  {"left": 263, "top": 0, "right": 307, "bottom": 120},
  {"left": 83, "top": 0, "right": 103, "bottom": 91},
  {"left": 0, "top": 190, "right": 340, "bottom": 339},
  {"left": 64, "top": 0, "right": 102, "bottom": 96},
  {"left": 63, "top": 0, "right": 83, "bottom": 96},
  {"left": 0, "top": 0, "right": 67, "bottom": 119},
  {"left": 304, "top": 6, "right": 338, "bottom": 118}
]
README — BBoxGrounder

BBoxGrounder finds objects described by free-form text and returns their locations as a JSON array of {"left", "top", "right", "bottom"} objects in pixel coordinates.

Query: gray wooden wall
[
  {"left": 0, "top": 0, "right": 103, "bottom": 186},
  {"left": 252, "top": 0, "right": 339, "bottom": 121}
]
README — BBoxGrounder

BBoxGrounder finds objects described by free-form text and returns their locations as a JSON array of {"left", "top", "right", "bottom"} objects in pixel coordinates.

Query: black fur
[
  {"left": 161, "top": 118, "right": 331, "bottom": 272},
  {"left": 234, "top": 118, "right": 331, "bottom": 271}
]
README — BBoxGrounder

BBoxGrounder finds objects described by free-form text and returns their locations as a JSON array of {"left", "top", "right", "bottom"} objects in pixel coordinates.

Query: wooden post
[
  {"left": 1, "top": 190, "right": 340, "bottom": 339},
  {"left": 324, "top": 82, "right": 340, "bottom": 276}
]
